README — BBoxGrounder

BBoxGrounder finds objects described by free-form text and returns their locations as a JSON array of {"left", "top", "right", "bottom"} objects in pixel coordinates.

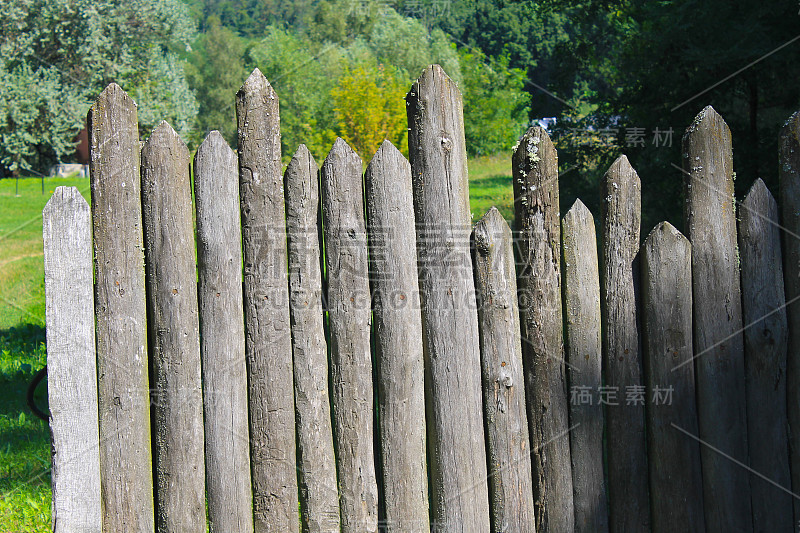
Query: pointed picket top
[
  {"left": 198, "top": 130, "right": 234, "bottom": 157},
  {"left": 407, "top": 64, "right": 462, "bottom": 103},
  {"left": 367, "top": 139, "right": 408, "bottom": 173},
  {"left": 564, "top": 198, "right": 592, "bottom": 222},
  {"left": 237, "top": 67, "right": 277, "bottom": 100},
  {"left": 473, "top": 206, "right": 510, "bottom": 257},
  {"left": 683, "top": 105, "right": 732, "bottom": 145},
  {"left": 44, "top": 186, "right": 88, "bottom": 219},
  {"left": 324, "top": 137, "right": 362, "bottom": 169},
  {"left": 142, "top": 120, "right": 188, "bottom": 159},
  {"left": 743, "top": 178, "right": 775, "bottom": 211},
  {"left": 290, "top": 143, "right": 313, "bottom": 164},
  {"left": 512, "top": 126, "right": 557, "bottom": 179},
  {"left": 603, "top": 155, "right": 641, "bottom": 209},
  {"left": 643, "top": 221, "right": 688, "bottom": 250},
  {"left": 90, "top": 82, "right": 137, "bottom": 115}
]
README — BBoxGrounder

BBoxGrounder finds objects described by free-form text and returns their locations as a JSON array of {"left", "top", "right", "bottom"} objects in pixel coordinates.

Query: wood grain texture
[
  {"left": 561, "top": 199, "right": 609, "bottom": 533},
  {"left": 284, "top": 144, "right": 341, "bottom": 533},
  {"left": 779, "top": 111, "right": 800, "bottom": 524},
  {"left": 472, "top": 207, "right": 536, "bottom": 533},
  {"left": 364, "top": 141, "right": 429, "bottom": 533},
  {"left": 512, "top": 126, "right": 574, "bottom": 532},
  {"left": 683, "top": 106, "right": 752, "bottom": 532},
  {"left": 406, "top": 64, "right": 490, "bottom": 533},
  {"left": 44, "top": 187, "right": 102, "bottom": 533},
  {"left": 141, "top": 121, "right": 206, "bottom": 533},
  {"left": 236, "top": 68, "right": 299, "bottom": 533},
  {"left": 640, "top": 222, "right": 705, "bottom": 533},
  {"left": 600, "top": 155, "right": 650, "bottom": 533},
  {"left": 738, "top": 179, "right": 792, "bottom": 531},
  {"left": 194, "top": 131, "right": 254, "bottom": 533},
  {"left": 320, "top": 138, "right": 378, "bottom": 533},
  {"left": 88, "top": 83, "right": 155, "bottom": 533}
]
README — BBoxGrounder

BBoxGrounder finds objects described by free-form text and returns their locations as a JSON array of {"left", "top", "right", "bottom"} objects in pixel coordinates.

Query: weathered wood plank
[
  {"left": 235, "top": 68, "right": 298, "bottom": 533},
  {"left": 561, "top": 199, "right": 609, "bottom": 533},
  {"left": 406, "top": 64, "right": 490, "bottom": 533},
  {"left": 683, "top": 106, "right": 752, "bottom": 532},
  {"left": 44, "top": 186, "right": 102, "bottom": 533},
  {"left": 512, "top": 126, "right": 574, "bottom": 532},
  {"left": 779, "top": 111, "right": 800, "bottom": 525},
  {"left": 320, "top": 138, "right": 378, "bottom": 533},
  {"left": 88, "top": 83, "right": 154, "bottom": 533},
  {"left": 738, "top": 179, "right": 792, "bottom": 530},
  {"left": 284, "top": 144, "right": 341, "bottom": 533},
  {"left": 472, "top": 207, "right": 536, "bottom": 533},
  {"left": 600, "top": 154, "right": 650, "bottom": 532},
  {"left": 640, "top": 222, "right": 705, "bottom": 533},
  {"left": 141, "top": 121, "right": 206, "bottom": 533},
  {"left": 364, "top": 140, "right": 429, "bottom": 533},
  {"left": 194, "top": 131, "right": 255, "bottom": 533}
]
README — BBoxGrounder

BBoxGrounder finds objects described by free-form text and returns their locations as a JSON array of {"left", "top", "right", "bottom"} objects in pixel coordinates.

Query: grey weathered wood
[
  {"left": 284, "top": 144, "right": 341, "bottom": 533},
  {"left": 640, "top": 222, "right": 705, "bottom": 533},
  {"left": 235, "top": 68, "right": 298, "bottom": 533},
  {"left": 88, "top": 83, "right": 154, "bottom": 533},
  {"left": 683, "top": 106, "right": 752, "bottom": 532},
  {"left": 512, "top": 126, "right": 574, "bottom": 532},
  {"left": 194, "top": 132, "right": 254, "bottom": 533},
  {"left": 472, "top": 207, "right": 536, "bottom": 533},
  {"left": 320, "top": 138, "right": 378, "bottom": 533},
  {"left": 141, "top": 121, "right": 206, "bottom": 533},
  {"left": 406, "top": 64, "right": 490, "bottom": 533},
  {"left": 364, "top": 140, "right": 429, "bottom": 533},
  {"left": 600, "top": 154, "right": 650, "bottom": 532},
  {"left": 44, "top": 187, "right": 102, "bottom": 533},
  {"left": 561, "top": 199, "right": 608, "bottom": 533},
  {"left": 779, "top": 111, "right": 800, "bottom": 524},
  {"left": 738, "top": 179, "right": 792, "bottom": 531}
]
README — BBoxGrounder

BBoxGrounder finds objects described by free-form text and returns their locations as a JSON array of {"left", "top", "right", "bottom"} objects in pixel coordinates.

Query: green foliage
[
  {"left": 459, "top": 48, "right": 530, "bottom": 156},
  {"left": 185, "top": 16, "right": 247, "bottom": 145},
  {"left": 331, "top": 64, "right": 409, "bottom": 159},
  {"left": 0, "top": 0, "right": 199, "bottom": 173}
]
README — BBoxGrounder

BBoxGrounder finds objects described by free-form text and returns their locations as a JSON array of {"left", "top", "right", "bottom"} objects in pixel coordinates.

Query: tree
[
  {"left": 331, "top": 64, "right": 409, "bottom": 159},
  {"left": 0, "top": 0, "right": 199, "bottom": 173},
  {"left": 185, "top": 16, "right": 247, "bottom": 145}
]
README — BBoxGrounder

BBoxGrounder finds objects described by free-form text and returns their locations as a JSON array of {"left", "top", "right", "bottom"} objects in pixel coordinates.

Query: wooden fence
[{"left": 43, "top": 64, "right": 800, "bottom": 532}]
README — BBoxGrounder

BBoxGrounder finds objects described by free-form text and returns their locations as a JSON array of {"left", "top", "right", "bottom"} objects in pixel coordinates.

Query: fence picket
[
  {"left": 472, "top": 207, "right": 536, "bottom": 533},
  {"left": 683, "top": 106, "right": 752, "bottom": 532},
  {"left": 561, "top": 199, "right": 609, "bottom": 533},
  {"left": 779, "top": 111, "right": 800, "bottom": 523},
  {"left": 236, "top": 68, "right": 299, "bottom": 532},
  {"left": 739, "top": 179, "right": 792, "bottom": 530},
  {"left": 88, "top": 83, "right": 155, "bottom": 533},
  {"left": 320, "top": 138, "right": 379, "bottom": 533},
  {"left": 284, "top": 144, "right": 341, "bottom": 533},
  {"left": 600, "top": 155, "right": 650, "bottom": 532},
  {"left": 513, "top": 126, "right": 574, "bottom": 531},
  {"left": 194, "top": 131, "right": 255, "bottom": 533},
  {"left": 44, "top": 187, "right": 101, "bottom": 533},
  {"left": 141, "top": 121, "right": 205, "bottom": 531},
  {"left": 364, "top": 141, "right": 429, "bottom": 533},
  {"left": 406, "top": 64, "right": 490, "bottom": 532},
  {"left": 640, "top": 222, "right": 705, "bottom": 532}
]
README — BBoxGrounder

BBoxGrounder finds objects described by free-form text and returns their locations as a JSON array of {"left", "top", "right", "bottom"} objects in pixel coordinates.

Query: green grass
[
  {"left": 468, "top": 152, "right": 515, "bottom": 224},
  {"left": 0, "top": 158, "right": 512, "bottom": 531},
  {"left": 0, "top": 176, "right": 89, "bottom": 533}
]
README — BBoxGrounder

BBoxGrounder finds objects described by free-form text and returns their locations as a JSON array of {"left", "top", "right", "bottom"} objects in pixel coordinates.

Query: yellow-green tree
[{"left": 331, "top": 65, "right": 408, "bottom": 160}]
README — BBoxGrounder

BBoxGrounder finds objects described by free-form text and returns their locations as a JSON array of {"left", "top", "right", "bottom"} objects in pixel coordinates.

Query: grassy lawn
[
  {"left": 0, "top": 176, "right": 90, "bottom": 532},
  {"left": 0, "top": 156, "right": 512, "bottom": 531}
]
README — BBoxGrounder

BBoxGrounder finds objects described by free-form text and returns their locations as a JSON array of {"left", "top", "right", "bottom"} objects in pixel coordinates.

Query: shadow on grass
[
  {"left": 470, "top": 174, "right": 513, "bottom": 189},
  {"left": 0, "top": 323, "right": 50, "bottom": 494}
]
